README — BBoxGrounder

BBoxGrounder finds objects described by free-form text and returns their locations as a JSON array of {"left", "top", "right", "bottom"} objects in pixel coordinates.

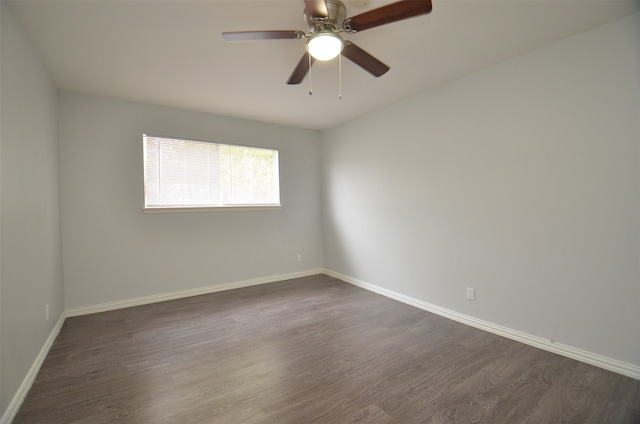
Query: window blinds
[{"left": 143, "top": 135, "right": 280, "bottom": 208}]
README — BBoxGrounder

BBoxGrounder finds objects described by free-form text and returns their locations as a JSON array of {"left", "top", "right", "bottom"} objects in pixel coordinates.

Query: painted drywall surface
[
  {"left": 0, "top": 3, "right": 65, "bottom": 417},
  {"left": 59, "top": 93, "right": 323, "bottom": 309},
  {"left": 321, "top": 13, "right": 640, "bottom": 366}
]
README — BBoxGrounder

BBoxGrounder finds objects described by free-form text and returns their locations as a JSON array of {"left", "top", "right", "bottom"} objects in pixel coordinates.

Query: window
[{"left": 143, "top": 135, "right": 280, "bottom": 210}]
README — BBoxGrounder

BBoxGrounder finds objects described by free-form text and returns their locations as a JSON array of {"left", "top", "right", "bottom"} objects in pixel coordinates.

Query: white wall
[
  {"left": 59, "top": 93, "right": 323, "bottom": 309},
  {"left": 0, "top": 3, "right": 65, "bottom": 419},
  {"left": 321, "top": 13, "right": 640, "bottom": 367}
]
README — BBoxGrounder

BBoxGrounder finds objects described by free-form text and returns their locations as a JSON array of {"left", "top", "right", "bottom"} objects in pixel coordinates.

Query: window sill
[{"left": 142, "top": 205, "right": 282, "bottom": 213}]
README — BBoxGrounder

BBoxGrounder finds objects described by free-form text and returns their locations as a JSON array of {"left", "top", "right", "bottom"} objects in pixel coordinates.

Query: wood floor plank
[{"left": 13, "top": 274, "right": 640, "bottom": 423}]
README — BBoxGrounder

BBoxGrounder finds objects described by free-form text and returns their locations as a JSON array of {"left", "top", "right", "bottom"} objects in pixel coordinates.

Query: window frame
[{"left": 141, "top": 134, "right": 282, "bottom": 213}]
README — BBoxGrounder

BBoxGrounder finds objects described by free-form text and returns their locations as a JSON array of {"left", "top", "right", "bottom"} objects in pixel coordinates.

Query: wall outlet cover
[{"left": 466, "top": 288, "right": 475, "bottom": 301}]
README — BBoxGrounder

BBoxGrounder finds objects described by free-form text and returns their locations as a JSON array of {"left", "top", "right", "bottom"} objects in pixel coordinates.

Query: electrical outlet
[
  {"left": 466, "top": 288, "right": 475, "bottom": 301},
  {"left": 296, "top": 254, "right": 302, "bottom": 262},
  {"left": 45, "top": 304, "right": 50, "bottom": 321}
]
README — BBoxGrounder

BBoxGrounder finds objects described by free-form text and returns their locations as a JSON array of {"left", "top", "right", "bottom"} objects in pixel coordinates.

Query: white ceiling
[{"left": 8, "top": 0, "right": 640, "bottom": 130}]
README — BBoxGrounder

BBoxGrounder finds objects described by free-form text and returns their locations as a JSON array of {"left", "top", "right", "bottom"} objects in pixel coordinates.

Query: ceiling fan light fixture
[{"left": 307, "top": 31, "right": 343, "bottom": 61}]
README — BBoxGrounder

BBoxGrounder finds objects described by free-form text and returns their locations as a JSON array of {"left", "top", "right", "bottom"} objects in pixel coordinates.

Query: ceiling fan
[{"left": 222, "top": 0, "right": 433, "bottom": 86}]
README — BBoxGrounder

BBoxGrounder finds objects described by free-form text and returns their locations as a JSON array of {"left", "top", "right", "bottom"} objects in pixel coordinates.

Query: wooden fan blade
[
  {"left": 287, "top": 52, "right": 316, "bottom": 84},
  {"left": 344, "top": 0, "right": 432, "bottom": 33},
  {"left": 342, "top": 42, "right": 389, "bottom": 77},
  {"left": 304, "top": 0, "right": 328, "bottom": 18},
  {"left": 222, "top": 30, "right": 305, "bottom": 42}
]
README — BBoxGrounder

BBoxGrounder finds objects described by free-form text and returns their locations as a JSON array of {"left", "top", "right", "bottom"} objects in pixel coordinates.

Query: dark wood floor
[{"left": 14, "top": 274, "right": 640, "bottom": 423}]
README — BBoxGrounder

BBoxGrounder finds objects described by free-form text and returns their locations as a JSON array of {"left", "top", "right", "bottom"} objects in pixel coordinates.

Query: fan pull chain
[
  {"left": 338, "top": 53, "right": 342, "bottom": 100},
  {"left": 308, "top": 53, "right": 313, "bottom": 96}
]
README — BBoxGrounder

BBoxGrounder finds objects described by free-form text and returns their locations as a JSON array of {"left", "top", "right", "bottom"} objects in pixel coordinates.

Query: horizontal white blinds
[{"left": 143, "top": 135, "right": 280, "bottom": 208}]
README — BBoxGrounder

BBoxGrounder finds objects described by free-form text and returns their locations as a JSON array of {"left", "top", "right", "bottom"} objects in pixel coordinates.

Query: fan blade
[
  {"left": 342, "top": 42, "right": 389, "bottom": 77},
  {"left": 304, "top": 0, "right": 328, "bottom": 18},
  {"left": 344, "top": 0, "right": 432, "bottom": 33},
  {"left": 222, "top": 30, "right": 305, "bottom": 42},
  {"left": 287, "top": 52, "right": 316, "bottom": 84}
]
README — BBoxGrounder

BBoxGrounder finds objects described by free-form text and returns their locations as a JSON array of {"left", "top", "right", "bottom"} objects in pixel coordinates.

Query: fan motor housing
[{"left": 304, "top": 0, "right": 347, "bottom": 31}]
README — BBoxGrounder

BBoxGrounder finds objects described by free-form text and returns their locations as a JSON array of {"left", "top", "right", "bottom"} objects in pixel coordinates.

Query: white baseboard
[
  {"left": 66, "top": 269, "right": 324, "bottom": 317},
  {"left": 1, "top": 313, "right": 66, "bottom": 424},
  {"left": 323, "top": 268, "right": 640, "bottom": 381}
]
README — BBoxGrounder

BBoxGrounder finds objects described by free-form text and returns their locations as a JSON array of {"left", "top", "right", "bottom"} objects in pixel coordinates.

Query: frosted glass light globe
[{"left": 307, "top": 32, "right": 343, "bottom": 61}]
